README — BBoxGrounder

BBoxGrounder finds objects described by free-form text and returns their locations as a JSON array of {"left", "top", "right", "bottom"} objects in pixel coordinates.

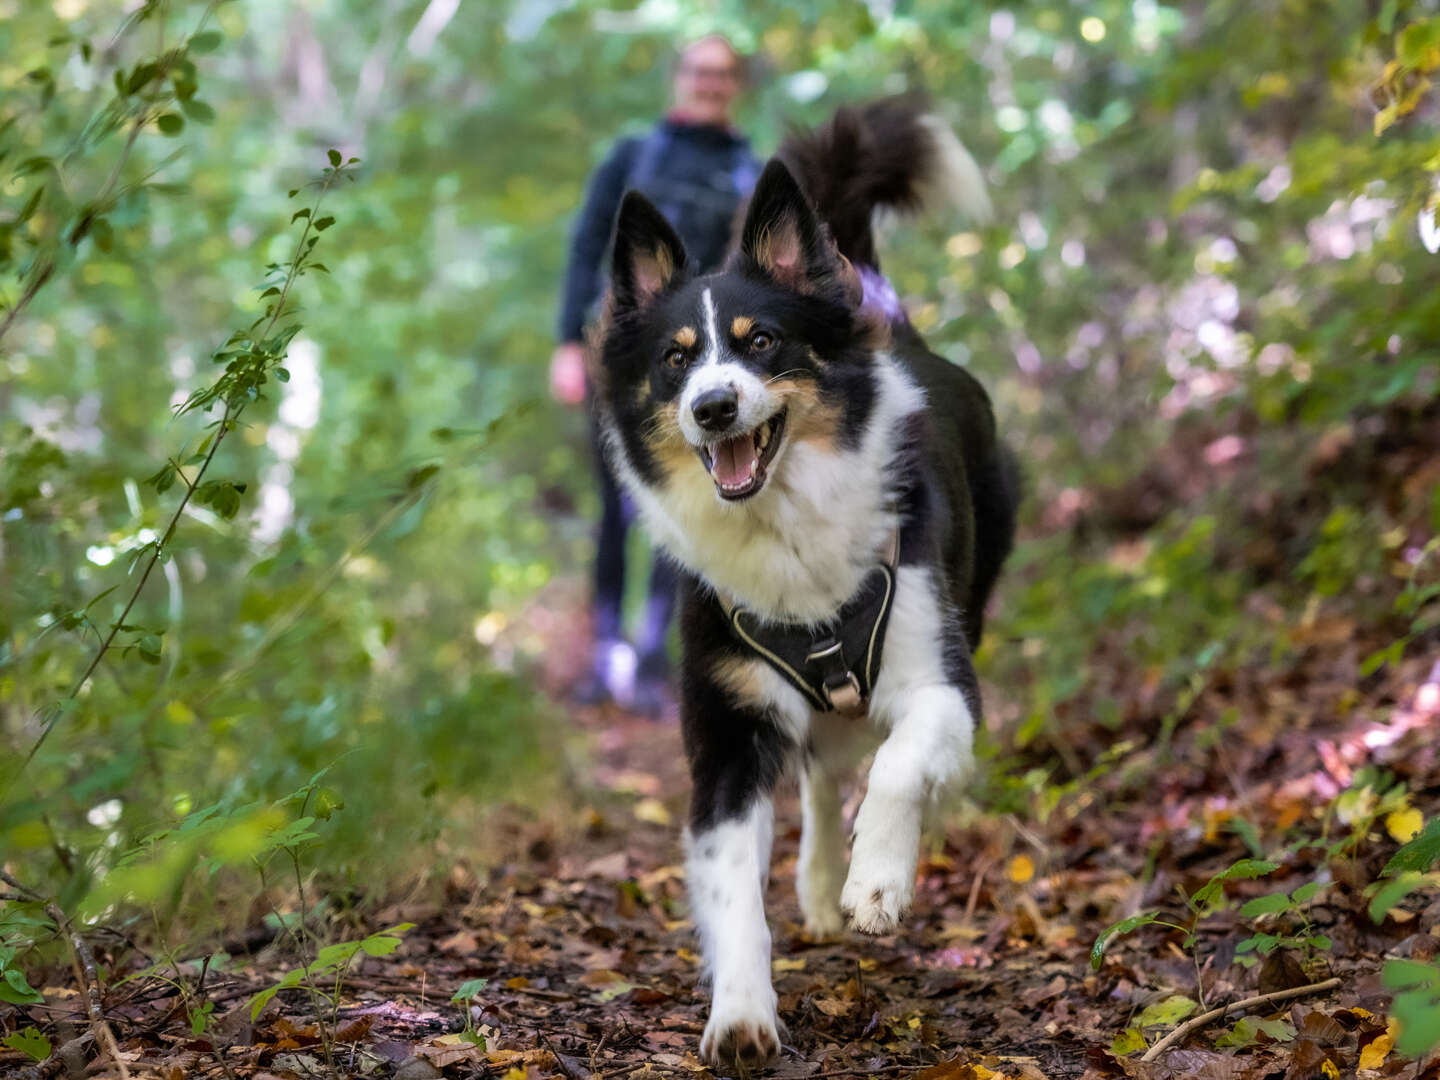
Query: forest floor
[{"left": 5, "top": 638, "right": 1440, "bottom": 1080}]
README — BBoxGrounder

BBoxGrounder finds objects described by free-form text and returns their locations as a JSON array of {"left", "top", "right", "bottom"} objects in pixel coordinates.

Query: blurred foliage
[{"left": 1, "top": 0, "right": 1438, "bottom": 955}]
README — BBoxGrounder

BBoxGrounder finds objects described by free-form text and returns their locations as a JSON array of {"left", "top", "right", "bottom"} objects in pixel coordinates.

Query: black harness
[{"left": 720, "top": 533, "right": 899, "bottom": 715}]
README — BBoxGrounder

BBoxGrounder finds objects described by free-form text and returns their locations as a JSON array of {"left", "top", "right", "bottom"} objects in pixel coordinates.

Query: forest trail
[{"left": 28, "top": 651, "right": 1439, "bottom": 1080}]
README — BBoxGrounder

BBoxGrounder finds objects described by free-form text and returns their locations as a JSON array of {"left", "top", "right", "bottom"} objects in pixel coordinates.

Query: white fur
[
  {"left": 699, "top": 287, "right": 721, "bottom": 366},
  {"left": 841, "top": 566, "right": 976, "bottom": 933},
  {"left": 677, "top": 360, "right": 774, "bottom": 447},
  {"left": 688, "top": 799, "right": 781, "bottom": 1064},
  {"left": 612, "top": 354, "right": 925, "bottom": 622},
  {"left": 798, "top": 764, "right": 847, "bottom": 937},
  {"left": 917, "top": 114, "right": 994, "bottom": 226}
]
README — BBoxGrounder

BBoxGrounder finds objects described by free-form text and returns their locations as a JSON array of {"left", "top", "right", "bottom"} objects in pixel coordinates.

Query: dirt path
[{"left": 5, "top": 653, "right": 1440, "bottom": 1080}]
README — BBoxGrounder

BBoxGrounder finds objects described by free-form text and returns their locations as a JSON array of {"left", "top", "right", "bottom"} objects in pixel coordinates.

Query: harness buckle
[
  {"left": 807, "top": 638, "right": 866, "bottom": 716},
  {"left": 823, "top": 672, "right": 865, "bottom": 715}
]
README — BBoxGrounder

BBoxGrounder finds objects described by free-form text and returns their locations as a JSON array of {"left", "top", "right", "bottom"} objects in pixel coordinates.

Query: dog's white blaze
[
  {"left": 841, "top": 565, "right": 975, "bottom": 933},
  {"left": 622, "top": 354, "right": 925, "bottom": 622},
  {"left": 700, "top": 287, "right": 721, "bottom": 367},
  {"left": 687, "top": 799, "right": 780, "bottom": 1056}
]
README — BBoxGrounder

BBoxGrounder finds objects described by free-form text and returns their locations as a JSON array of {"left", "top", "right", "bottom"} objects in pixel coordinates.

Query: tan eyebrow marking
[
  {"left": 673, "top": 326, "right": 697, "bottom": 348},
  {"left": 731, "top": 315, "right": 755, "bottom": 338}
]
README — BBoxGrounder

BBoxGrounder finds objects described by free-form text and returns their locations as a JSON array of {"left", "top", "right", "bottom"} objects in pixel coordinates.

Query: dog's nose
[{"left": 692, "top": 388, "right": 739, "bottom": 433}]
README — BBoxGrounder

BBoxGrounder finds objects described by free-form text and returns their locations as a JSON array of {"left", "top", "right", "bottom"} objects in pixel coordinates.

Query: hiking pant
[{"left": 589, "top": 414, "right": 678, "bottom": 664}]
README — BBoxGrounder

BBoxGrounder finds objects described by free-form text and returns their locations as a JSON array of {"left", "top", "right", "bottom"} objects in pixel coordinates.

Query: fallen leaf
[
  {"left": 1111, "top": 1028, "right": 1147, "bottom": 1055},
  {"left": 437, "top": 929, "right": 478, "bottom": 954},
  {"left": 1137, "top": 995, "right": 1198, "bottom": 1028},
  {"left": 1008, "top": 854, "right": 1035, "bottom": 884},
  {"left": 1358, "top": 1024, "right": 1395, "bottom": 1069},
  {"left": 1387, "top": 808, "right": 1423, "bottom": 843},
  {"left": 634, "top": 798, "right": 672, "bottom": 826}
]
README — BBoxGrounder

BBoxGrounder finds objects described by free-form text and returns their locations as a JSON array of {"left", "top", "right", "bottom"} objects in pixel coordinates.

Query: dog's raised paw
[
  {"left": 840, "top": 878, "right": 910, "bottom": 936},
  {"left": 700, "top": 1005, "right": 781, "bottom": 1069}
]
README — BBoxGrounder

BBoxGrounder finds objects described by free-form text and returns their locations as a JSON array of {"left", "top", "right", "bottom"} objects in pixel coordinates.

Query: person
[{"left": 552, "top": 35, "right": 759, "bottom": 715}]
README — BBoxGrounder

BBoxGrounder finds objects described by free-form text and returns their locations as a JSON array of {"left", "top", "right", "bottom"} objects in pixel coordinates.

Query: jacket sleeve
[{"left": 557, "top": 138, "right": 638, "bottom": 343}]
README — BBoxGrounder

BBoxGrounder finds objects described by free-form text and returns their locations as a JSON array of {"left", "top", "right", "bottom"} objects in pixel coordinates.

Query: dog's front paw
[
  {"left": 700, "top": 999, "right": 782, "bottom": 1069},
  {"left": 839, "top": 873, "right": 912, "bottom": 935}
]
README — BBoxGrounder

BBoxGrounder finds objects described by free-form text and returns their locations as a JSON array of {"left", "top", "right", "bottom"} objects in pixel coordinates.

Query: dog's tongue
[{"left": 712, "top": 434, "right": 758, "bottom": 487}]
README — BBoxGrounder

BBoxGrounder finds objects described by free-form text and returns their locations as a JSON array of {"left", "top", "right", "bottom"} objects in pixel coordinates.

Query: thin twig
[
  {"left": 1140, "top": 976, "right": 1342, "bottom": 1062},
  {"left": 0, "top": 869, "right": 43, "bottom": 899},
  {"left": 44, "top": 900, "right": 132, "bottom": 1080},
  {"left": 13, "top": 400, "right": 234, "bottom": 776},
  {"left": 541, "top": 1033, "right": 579, "bottom": 1080},
  {"left": 12, "top": 164, "right": 342, "bottom": 783}
]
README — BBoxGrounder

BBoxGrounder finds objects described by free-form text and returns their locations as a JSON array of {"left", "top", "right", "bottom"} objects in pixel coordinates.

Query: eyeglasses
[{"left": 678, "top": 64, "right": 740, "bottom": 81}]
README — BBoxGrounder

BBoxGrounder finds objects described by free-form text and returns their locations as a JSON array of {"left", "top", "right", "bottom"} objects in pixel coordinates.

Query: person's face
[{"left": 673, "top": 39, "right": 742, "bottom": 123}]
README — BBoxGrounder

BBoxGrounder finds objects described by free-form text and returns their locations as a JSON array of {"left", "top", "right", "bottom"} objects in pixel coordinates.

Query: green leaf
[
  {"left": 17, "top": 184, "right": 44, "bottom": 225},
  {"left": 189, "top": 31, "right": 223, "bottom": 53},
  {"left": 179, "top": 98, "right": 215, "bottom": 123},
  {"left": 1382, "top": 959, "right": 1440, "bottom": 1057},
  {"left": 157, "top": 113, "right": 184, "bottom": 136},
  {"left": 313, "top": 216, "right": 335, "bottom": 231},
  {"left": 1137, "top": 995, "right": 1198, "bottom": 1028},
  {"left": 1192, "top": 859, "right": 1281, "bottom": 910},
  {"left": 249, "top": 984, "right": 279, "bottom": 1020},
  {"left": 1, "top": 965, "right": 44, "bottom": 1004},
  {"left": 328, "top": 148, "right": 342, "bottom": 166},
  {"left": 1384, "top": 818, "right": 1440, "bottom": 876},
  {"left": 451, "top": 978, "right": 489, "bottom": 1002},
  {"left": 188, "top": 1001, "right": 214, "bottom": 1035},
  {"left": 1255, "top": 1018, "right": 1296, "bottom": 1042},
  {"left": 3, "top": 1027, "right": 51, "bottom": 1062},
  {"left": 314, "top": 942, "right": 361, "bottom": 969},
  {"left": 1236, "top": 932, "right": 1280, "bottom": 955},
  {"left": 1398, "top": 19, "right": 1440, "bottom": 67},
  {"left": 1215, "top": 1016, "right": 1261, "bottom": 1049},
  {"left": 359, "top": 923, "right": 414, "bottom": 957},
  {"left": 1290, "top": 881, "right": 1322, "bottom": 905},
  {"left": 311, "top": 787, "right": 343, "bottom": 819},
  {"left": 1369, "top": 872, "right": 1435, "bottom": 923},
  {"left": 1240, "top": 892, "right": 1292, "bottom": 918},
  {"left": 1090, "top": 911, "right": 1162, "bottom": 970}
]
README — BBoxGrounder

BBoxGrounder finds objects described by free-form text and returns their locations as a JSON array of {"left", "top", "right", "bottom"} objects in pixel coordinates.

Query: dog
[{"left": 589, "top": 97, "right": 1020, "bottom": 1067}]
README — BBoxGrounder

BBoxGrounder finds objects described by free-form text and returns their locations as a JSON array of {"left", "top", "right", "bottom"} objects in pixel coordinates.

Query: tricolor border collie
[{"left": 590, "top": 97, "right": 1020, "bottom": 1068}]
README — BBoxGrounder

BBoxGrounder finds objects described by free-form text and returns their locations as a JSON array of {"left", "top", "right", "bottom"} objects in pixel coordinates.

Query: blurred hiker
[{"left": 551, "top": 34, "right": 759, "bottom": 715}]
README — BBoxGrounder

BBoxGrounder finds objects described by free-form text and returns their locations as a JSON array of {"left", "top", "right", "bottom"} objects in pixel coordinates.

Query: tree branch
[{"left": 1140, "top": 976, "right": 1342, "bottom": 1062}]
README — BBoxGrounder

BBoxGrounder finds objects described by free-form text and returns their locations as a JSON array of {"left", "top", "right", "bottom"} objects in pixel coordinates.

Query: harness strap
[{"left": 719, "top": 528, "right": 901, "bottom": 715}]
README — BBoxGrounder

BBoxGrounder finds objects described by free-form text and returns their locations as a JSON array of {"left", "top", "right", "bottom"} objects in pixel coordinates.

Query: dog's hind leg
[
  {"left": 797, "top": 719, "right": 868, "bottom": 939},
  {"left": 843, "top": 567, "right": 978, "bottom": 936},
  {"left": 797, "top": 763, "right": 846, "bottom": 938}
]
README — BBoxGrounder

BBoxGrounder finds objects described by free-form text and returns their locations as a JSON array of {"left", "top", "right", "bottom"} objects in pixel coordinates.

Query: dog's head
[{"left": 592, "top": 160, "right": 887, "bottom": 507}]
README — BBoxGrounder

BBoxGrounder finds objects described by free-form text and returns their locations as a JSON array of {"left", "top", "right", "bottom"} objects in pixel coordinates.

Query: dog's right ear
[{"left": 611, "top": 192, "right": 687, "bottom": 313}]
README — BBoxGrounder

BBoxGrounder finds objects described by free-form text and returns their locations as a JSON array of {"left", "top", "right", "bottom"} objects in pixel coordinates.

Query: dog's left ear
[
  {"left": 739, "top": 159, "right": 860, "bottom": 307},
  {"left": 612, "top": 191, "right": 687, "bottom": 313}
]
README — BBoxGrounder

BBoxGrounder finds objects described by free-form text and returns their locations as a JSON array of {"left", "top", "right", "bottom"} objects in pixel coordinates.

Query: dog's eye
[
  {"left": 748, "top": 330, "right": 776, "bottom": 351},
  {"left": 664, "top": 347, "right": 687, "bottom": 369}
]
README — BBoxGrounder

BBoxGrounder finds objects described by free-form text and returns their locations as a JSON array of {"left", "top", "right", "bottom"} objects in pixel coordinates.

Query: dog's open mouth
[{"left": 698, "top": 409, "right": 787, "bottom": 501}]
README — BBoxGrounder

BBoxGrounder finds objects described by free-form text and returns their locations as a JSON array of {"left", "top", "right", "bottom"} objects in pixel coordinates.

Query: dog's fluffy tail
[{"left": 776, "top": 95, "right": 993, "bottom": 270}]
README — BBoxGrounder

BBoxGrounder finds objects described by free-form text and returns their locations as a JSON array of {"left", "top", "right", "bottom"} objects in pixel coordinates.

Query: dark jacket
[{"left": 557, "top": 117, "right": 759, "bottom": 343}]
